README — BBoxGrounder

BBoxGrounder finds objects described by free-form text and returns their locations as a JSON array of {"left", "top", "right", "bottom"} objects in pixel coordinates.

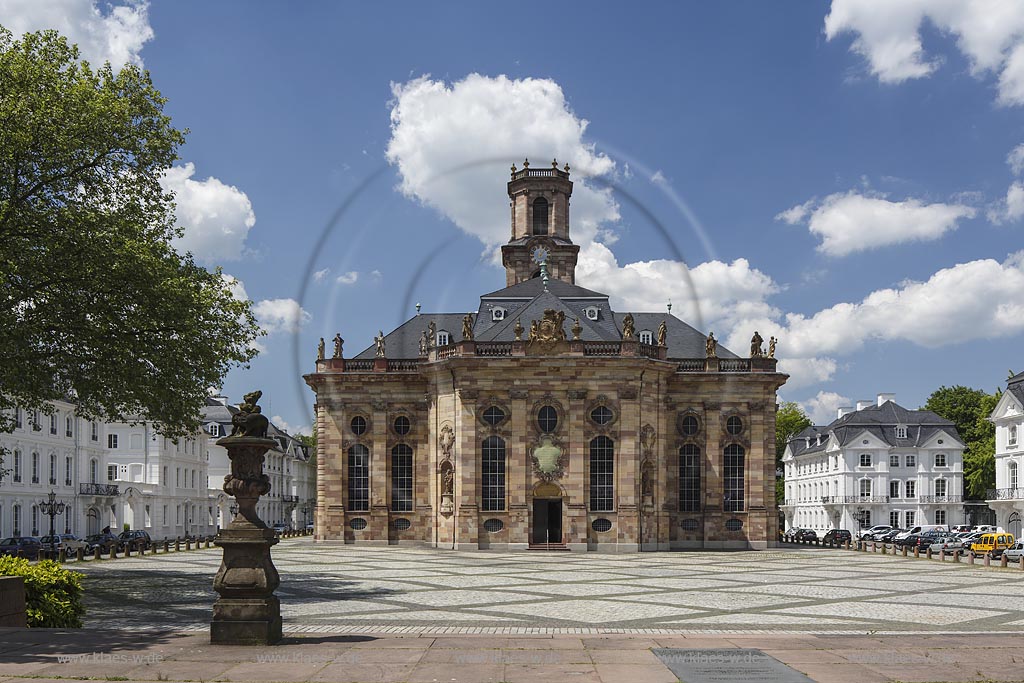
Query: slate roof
[
  {"left": 1008, "top": 371, "right": 1024, "bottom": 407},
  {"left": 353, "top": 277, "right": 740, "bottom": 359},
  {"left": 786, "top": 400, "right": 964, "bottom": 458},
  {"left": 201, "top": 397, "right": 309, "bottom": 459}
]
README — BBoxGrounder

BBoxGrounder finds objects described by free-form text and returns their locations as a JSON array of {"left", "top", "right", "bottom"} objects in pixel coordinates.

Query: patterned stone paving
[{"left": 74, "top": 537, "right": 1024, "bottom": 633}]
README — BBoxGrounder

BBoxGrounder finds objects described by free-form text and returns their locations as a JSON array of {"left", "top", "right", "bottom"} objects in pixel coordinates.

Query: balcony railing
[
  {"left": 821, "top": 495, "right": 890, "bottom": 504},
  {"left": 918, "top": 495, "right": 963, "bottom": 503},
  {"left": 80, "top": 482, "right": 119, "bottom": 496},
  {"left": 987, "top": 487, "right": 1024, "bottom": 500},
  {"left": 281, "top": 494, "right": 299, "bottom": 503}
]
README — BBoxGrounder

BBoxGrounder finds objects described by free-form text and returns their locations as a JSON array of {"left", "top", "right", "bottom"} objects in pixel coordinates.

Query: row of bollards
[{"left": 785, "top": 535, "right": 1024, "bottom": 570}]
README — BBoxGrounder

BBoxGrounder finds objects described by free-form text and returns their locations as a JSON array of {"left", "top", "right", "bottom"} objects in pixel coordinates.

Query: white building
[
  {"left": 986, "top": 371, "right": 1024, "bottom": 537},
  {"left": 1, "top": 401, "right": 114, "bottom": 537},
  {"left": 203, "top": 396, "right": 316, "bottom": 531},
  {"left": 1, "top": 394, "right": 316, "bottom": 539},
  {"left": 782, "top": 394, "right": 965, "bottom": 535}
]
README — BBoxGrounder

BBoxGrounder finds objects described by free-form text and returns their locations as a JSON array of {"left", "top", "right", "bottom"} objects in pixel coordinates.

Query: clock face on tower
[{"left": 531, "top": 246, "right": 549, "bottom": 265}]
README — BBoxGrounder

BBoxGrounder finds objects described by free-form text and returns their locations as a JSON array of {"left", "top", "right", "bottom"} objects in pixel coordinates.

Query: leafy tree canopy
[
  {"left": 925, "top": 385, "right": 1001, "bottom": 500},
  {"left": 776, "top": 401, "right": 812, "bottom": 466},
  {"left": 0, "top": 28, "right": 261, "bottom": 438}
]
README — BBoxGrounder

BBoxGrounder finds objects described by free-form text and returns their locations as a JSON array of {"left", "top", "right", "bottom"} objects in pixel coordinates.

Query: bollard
[
  {"left": 94, "top": 546, "right": 101, "bottom": 561},
  {"left": 110, "top": 545, "right": 118, "bottom": 559},
  {"left": 125, "top": 544, "right": 132, "bottom": 557},
  {"left": 1001, "top": 554, "right": 1009, "bottom": 568},
  {"left": 844, "top": 540, "right": 850, "bottom": 551},
  {"left": 164, "top": 540, "right": 170, "bottom": 553},
  {"left": 58, "top": 548, "right": 66, "bottom": 563},
  {"left": 968, "top": 552, "right": 975, "bottom": 565},
  {"left": 939, "top": 549, "right": 945, "bottom": 561},
  {"left": 953, "top": 551, "right": 960, "bottom": 563},
  {"left": 77, "top": 547, "right": 85, "bottom": 562},
  {"left": 150, "top": 543, "right": 157, "bottom": 556},
  {"left": 1020, "top": 555, "right": 1024, "bottom": 571},
  {"left": 902, "top": 545, "right": 908, "bottom": 557},
  {"left": 914, "top": 546, "right": 920, "bottom": 558},
  {"left": 206, "top": 539, "right": 211, "bottom": 549},
  {"left": 926, "top": 547, "right": 932, "bottom": 560},
  {"left": 186, "top": 539, "right": 192, "bottom": 551},
  {"left": 984, "top": 553, "right": 991, "bottom": 567},
  {"left": 175, "top": 538, "right": 181, "bottom": 552}
]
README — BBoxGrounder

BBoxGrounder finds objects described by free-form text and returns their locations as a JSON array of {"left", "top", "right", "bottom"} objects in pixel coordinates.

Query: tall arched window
[
  {"left": 481, "top": 436, "right": 506, "bottom": 511},
  {"left": 723, "top": 444, "right": 745, "bottom": 512},
  {"left": 12, "top": 505, "right": 21, "bottom": 535},
  {"left": 347, "top": 445, "right": 369, "bottom": 512},
  {"left": 590, "top": 436, "right": 615, "bottom": 511},
  {"left": 89, "top": 458, "right": 97, "bottom": 483},
  {"left": 532, "top": 197, "right": 549, "bottom": 235},
  {"left": 49, "top": 454, "right": 56, "bottom": 485},
  {"left": 390, "top": 444, "right": 413, "bottom": 512},
  {"left": 1009, "top": 461, "right": 1018, "bottom": 489},
  {"left": 679, "top": 444, "right": 701, "bottom": 512}
]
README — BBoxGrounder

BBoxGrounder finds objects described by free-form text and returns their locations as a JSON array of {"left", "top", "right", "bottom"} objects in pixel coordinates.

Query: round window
[
  {"left": 482, "top": 406, "right": 505, "bottom": 426},
  {"left": 725, "top": 518, "right": 743, "bottom": 531},
  {"left": 590, "top": 406, "right": 613, "bottom": 425},
  {"left": 391, "top": 518, "right": 411, "bottom": 531},
  {"left": 483, "top": 518, "right": 504, "bottom": 533},
  {"left": 726, "top": 416, "right": 743, "bottom": 435},
  {"left": 394, "top": 416, "right": 411, "bottom": 435},
  {"left": 592, "top": 518, "right": 612, "bottom": 533},
  {"left": 681, "top": 519, "right": 700, "bottom": 531},
  {"left": 350, "top": 416, "right": 367, "bottom": 435},
  {"left": 349, "top": 518, "right": 367, "bottom": 530},
  {"left": 680, "top": 415, "right": 699, "bottom": 436},
  {"left": 538, "top": 406, "right": 558, "bottom": 433}
]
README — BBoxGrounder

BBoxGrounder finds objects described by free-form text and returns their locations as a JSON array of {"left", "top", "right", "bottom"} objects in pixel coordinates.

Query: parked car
[
  {"left": 83, "top": 532, "right": 121, "bottom": 553},
  {"left": 118, "top": 530, "right": 153, "bottom": 550},
  {"left": 878, "top": 529, "right": 904, "bottom": 544},
  {"left": 895, "top": 524, "right": 949, "bottom": 541},
  {"left": 1003, "top": 541, "right": 1024, "bottom": 562},
  {"left": 858, "top": 525, "right": 893, "bottom": 541},
  {"left": 969, "top": 533, "right": 1017, "bottom": 558},
  {"left": 793, "top": 529, "right": 819, "bottom": 542},
  {"left": 823, "top": 529, "right": 853, "bottom": 544},
  {"left": 38, "top": 534, "right": 88, "bottom": 553},
  {"left": 927, "top": 535, "right": 964, "bottom": 553},
  {"left": 304, "top": 522, "right": 314, "bottom": 532},
  {"left": 272, "top": 524, "right": 288, "bottom": 536},
  {"left": 0, "top": 536, "right": 42, "bottom": 559}
]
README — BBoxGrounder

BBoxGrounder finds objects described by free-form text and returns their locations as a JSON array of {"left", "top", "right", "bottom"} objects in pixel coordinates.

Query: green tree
[
  {"left": 775, "top": 402, "right": 811, "bottom": 503},
  {"left": 925, "top": 386, "right": 1000, "bottom": 500},
  {"left": 0, "top": 28, "right": 261, "bottom": 441}
]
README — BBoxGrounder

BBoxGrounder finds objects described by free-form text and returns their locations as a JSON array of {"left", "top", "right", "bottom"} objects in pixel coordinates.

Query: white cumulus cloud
[
  {"left": 313, "top": 268, "right": 330, "bottom": 282},
  {"left": 988, "top": 182, "right": 1024, "bottom": 224},
  {"left": 252, "top": 298, "right": 311, "bottom": 335},
  {"left": 335, "top": 271, "right": 358, "bottom": 285},
  {"left": 271, "top": 415, "right": 311, "bottom": 437},
  {"left": 799, "top": 391, "right": 853, "bottom": 426},
  {"left": 825, "top": 0, "right": 1024, "bottom": 106},
  {"left": 0, "top": 0, "right": 153, "bottom": 69},
  {"left": 778, "top": 191, "right": 975, "bottom": 256},
  {"left": 161, "top": 163, "right": 256, "bottom": 264}
]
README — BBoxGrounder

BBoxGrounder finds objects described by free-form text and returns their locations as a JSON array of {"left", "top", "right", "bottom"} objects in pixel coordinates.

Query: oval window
[
  {"left": 391, "top": 518, "right": 411, "bottom": 531},
  {"left": 483, "top": 518, "right": 504, "bottom": 533},
  {"left": 349, "top": 518, "right": 367, "bottom": 530},
  {"left": 482, "top": 406, "right": 505, "bottom": 426},
  {"left": 680, "top": 415, "right": 699, "bottom": 436},
  {"left": 725, "top": 518, "right": 743, "bottom": 531},
  {"left": 351, "top": 416, "right": 367, "bottom": 435},
  {"left": 592, "top": 518, "right": 612, "bottom": 533},
  {"left": 726, "top": 416, "right": 743, "bottom": 435},
  {"left": 681, "top": 519, "right": 700, "bottom": 531},
  {"left": 590, "top": 406, "right": 613, "bottom": 425},
  {"left": 394, "top": 416, "right": 411, "bottom": 435},
  {"left": 538, "top": 406, "right": 558, "bottom": 433}
]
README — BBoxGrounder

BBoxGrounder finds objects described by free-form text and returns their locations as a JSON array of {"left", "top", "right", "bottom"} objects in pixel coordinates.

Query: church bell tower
[{"left": 501, "top": 158, "right": 580, "bottom": 286}]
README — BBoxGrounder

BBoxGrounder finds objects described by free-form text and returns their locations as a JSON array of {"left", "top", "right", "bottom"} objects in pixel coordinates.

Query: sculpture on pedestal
[{"left": 211, "top": 389, "right": 281, "bottom": 645}]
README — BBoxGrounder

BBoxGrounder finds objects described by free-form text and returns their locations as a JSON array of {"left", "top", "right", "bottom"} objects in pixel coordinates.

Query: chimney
[
  {"left": 211, "top": 394, "right": 229, "bottom": 406},
  {"left": 804, "top": 436, "right": 810, "bottom": 448},
  {"left": 837, "top": 406, "right": 854, "bottom": 419},
  {"left": 815, "top": 433, "right": 821, "bottom": 446},
  {"left": 877, "top": 393, "right": 895, "bottom": 406},
  {"left": 856, "top": 399, "right": 872, "bottom": 411}
]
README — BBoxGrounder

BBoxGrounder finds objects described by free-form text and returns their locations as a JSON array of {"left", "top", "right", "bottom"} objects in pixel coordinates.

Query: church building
[{"left": 305, "top": 161, "right": 787, "bottom": 550}]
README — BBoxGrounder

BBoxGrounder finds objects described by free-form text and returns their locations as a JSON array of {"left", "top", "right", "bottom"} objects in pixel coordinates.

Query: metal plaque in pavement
[{"left": 652, "top": 648, "right": 816, "bottom": 683}]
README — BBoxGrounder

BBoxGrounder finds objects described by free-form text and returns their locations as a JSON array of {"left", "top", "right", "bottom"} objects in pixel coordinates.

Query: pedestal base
[{"left": 211, "top": 596, "right": 282, "bottom": 645}]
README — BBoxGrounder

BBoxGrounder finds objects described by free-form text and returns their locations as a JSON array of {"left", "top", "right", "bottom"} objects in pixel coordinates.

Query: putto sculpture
[{"left": 229, "top": 390, "right": 269, "bottom": 439}]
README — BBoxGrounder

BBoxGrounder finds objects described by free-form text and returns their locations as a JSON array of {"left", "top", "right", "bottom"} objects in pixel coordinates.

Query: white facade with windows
[
  {"left": 782, "top": 394, "right": 965, "bottom": 535},
  {"left": 986, "top": 371, "right": 1024, "bottom": 537},
  {"left": 2, "top": 394, "right": 316, "bottom": 540}
]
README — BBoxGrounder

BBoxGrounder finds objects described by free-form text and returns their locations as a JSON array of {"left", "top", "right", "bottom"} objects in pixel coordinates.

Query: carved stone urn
[{"left": 210, "top": 434, "right": 282, "bottom": 645}]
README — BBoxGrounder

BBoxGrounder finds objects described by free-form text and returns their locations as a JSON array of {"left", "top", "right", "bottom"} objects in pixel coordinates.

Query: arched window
[
  {"left": 89, "top": 459, "right": 97, "bottom": 483},
  {"left": 532, "top": 197, "right": 549, "bottom": 235},
  {"left": 49, "top": 454, "right": 56, "bottom": 485},
  {"left": 390, "top": 444, "right": 413, "bottom": 512},
  {"left": 12, "top": 505, "right": 21, "bottom": 536},
  {"left": 347, "top": 445, "right": 369, "bottom": 512},
  {"left": 31, "top": 505, "right": 38, "bottom": 535},
  {"left": 590, "top": 436, "right": 614, "bottom": 511},
  {"left": 1009, "top": 424, "right": 1018, "bottom": 447},
  {"left": 679, "top": 444, "right": 701, "bottom": 512},
  {"left": 1010, "top": 461, "right": 1019, "bottom": 489},
  {"left": 723, "top": 444, "right": 745, "bottom": 512},
  {"left": 65, "top": 416, "right": 73, "bottom": 437},
  {"left": 12, "top": 450, "right": 21, "bottom": 482},
  {"left": 481, "top": 436, "right": 506, "bottom": 511},
  {"left": 31, "top": 452, "right": 39, "bottom": 483}
]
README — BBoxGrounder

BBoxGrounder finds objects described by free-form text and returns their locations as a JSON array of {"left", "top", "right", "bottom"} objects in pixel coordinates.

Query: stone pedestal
[{"left": 211, "top": 436, "right": 282, "bottom": 645}]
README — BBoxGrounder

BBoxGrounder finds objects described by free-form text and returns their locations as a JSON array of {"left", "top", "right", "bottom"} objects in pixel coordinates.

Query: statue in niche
[
  {"left": 317, "top": 337, "right": 325, "bottom": 361},
  {"left": 442, "top": 468, "right": 454, "bottom": 495},
  {"left": 439, "top": 424, "right": 455, "bottom": 460},
  {"left": 332, "top": 333, "right": 344, "bottom": 359}
]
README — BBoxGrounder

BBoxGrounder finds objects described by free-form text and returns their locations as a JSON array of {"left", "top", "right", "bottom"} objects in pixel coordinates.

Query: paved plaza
[{"left": 74, "top": 537, "right": 1024, "bottom": 634}]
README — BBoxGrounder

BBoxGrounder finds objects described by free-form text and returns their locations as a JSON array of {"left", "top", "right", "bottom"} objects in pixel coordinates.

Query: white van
[
  {"left": 858, "top": 525, "right": 892, "bottom": 540},
  {"left": 895, "top": 524, "right": 948, "bottom": 540}
]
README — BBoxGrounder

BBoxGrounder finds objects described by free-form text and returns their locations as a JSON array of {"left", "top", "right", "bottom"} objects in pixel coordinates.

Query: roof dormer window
[
  {"left": 639, "top": 330, "right": 653, "bottom": 345},
  {"left": 436, "top": 330, "right": 451, "bottom": 346},
  {"left": 895, "top": 425, "right": 907, "bottom": 439},
  {"left": 492, "top": 307, "right": 506, "bottom": 322},
  {"left": 584, "top": 306, "right": 599, "bottom": 321}
]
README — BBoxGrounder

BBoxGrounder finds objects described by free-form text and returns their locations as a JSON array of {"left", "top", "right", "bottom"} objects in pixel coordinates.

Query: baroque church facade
[{"left": 305, "top": 161, "right": 787, "bottom": 550}]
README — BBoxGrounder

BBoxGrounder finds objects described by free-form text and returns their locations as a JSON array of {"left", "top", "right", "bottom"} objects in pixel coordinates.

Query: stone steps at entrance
[{"left": 527, "top": 543, "right": 570, "bottom": 551}]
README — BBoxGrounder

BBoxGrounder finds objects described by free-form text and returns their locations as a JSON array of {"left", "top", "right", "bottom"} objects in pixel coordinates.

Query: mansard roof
[
  {"left": 353, "top": 313, "right": 466, "bottom": 360},
  {"left": 481, "top": 278, "right": 607, "bottom": 300},
  {"left": 1008, "top": 371, "right": 1024, "bottom": 408}
]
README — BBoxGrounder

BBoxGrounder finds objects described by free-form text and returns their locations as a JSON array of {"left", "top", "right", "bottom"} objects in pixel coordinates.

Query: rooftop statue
[{"left": 622, "top": 313, "right": 635, "bottom": 340}]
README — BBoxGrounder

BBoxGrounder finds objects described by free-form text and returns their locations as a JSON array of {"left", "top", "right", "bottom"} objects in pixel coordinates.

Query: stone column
[
  {"left": 370, "top": 400, "right": 388, "bottom": 544},
  {"left": 211, "top": 435, "right": 281, "bottom": 645},
  {"left": 508, "top": 389, "right": 529, "bottom": 549},
  {"left": 456, "top": 389, "right": 479, "bottom": 549}
]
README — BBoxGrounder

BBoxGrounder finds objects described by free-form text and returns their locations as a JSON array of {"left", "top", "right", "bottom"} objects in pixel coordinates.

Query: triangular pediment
[{"left": 991, "top": 390, "right": 1023, "bottom": 422}]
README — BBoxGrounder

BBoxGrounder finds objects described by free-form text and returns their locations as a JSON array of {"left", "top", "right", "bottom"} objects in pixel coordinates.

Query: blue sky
[{"left": 5, "top": 1, "right": 1024, "bottom": 430}]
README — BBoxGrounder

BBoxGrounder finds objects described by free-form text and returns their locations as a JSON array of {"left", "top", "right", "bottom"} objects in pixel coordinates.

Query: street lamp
[
  {"left": 300, "top": 503, "right": 310, "bottom": 528},
  {"left": 39, "top": 491, "right": 66, "bottom": 557}
]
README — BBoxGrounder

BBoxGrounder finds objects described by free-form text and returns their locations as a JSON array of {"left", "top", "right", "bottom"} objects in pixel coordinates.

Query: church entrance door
[{"left": 532, "top": 498, "right": 562, "bottom": 546}]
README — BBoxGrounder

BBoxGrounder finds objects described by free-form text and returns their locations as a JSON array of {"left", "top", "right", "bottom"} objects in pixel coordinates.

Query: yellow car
[{"left": 970, "top": 533, "right": 1016, "bottom": 558}]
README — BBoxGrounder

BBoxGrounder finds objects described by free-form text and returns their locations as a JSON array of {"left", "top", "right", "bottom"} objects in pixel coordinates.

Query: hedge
[{"left": 0, "top": 556, "right": 85, "bottom": 627}]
